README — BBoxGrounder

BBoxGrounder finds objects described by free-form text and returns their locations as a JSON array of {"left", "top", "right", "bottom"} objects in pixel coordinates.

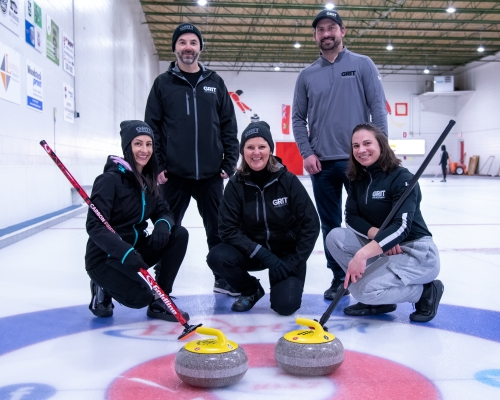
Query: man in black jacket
[{"left": 145, "top": 23, "right": 239, "bottom": 294}]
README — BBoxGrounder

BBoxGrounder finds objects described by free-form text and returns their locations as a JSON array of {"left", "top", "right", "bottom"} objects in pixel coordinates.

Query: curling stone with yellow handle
[
  {"left": 274, "top": 318, "right": 344, "bottom": 376},
  {"left": 175, "top": 327, "right": 248, "bottom": 387}
]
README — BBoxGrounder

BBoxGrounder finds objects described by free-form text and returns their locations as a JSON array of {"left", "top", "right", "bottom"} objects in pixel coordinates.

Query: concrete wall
[{"left": 0, "top": 0, "right": 159, "bottom": 229}]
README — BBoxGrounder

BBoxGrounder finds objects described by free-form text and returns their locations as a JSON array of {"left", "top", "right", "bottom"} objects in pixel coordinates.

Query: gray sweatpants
[{"left": 325, "top": 228, "right": 440, "bottom": 305}]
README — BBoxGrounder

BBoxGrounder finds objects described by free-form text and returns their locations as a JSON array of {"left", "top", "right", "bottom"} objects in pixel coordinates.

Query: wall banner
[
  {"left": 0, "top": 40, "right": 21, "bottom": 104},
  {"left": 26, "top": 59, "right": 42, "bottom": 111},
  {"left": 281, "top": 104, "right": 290, "bottom": 134},
  {"left": 63, "top": 82, "right": 74, "bottom": 124},
  {"left": 62, "top": 32, "right": 74, "bottom": 76},
  {"left": 24, "top": 0, "right": 41, "bottom": 51},
  {"left": 0, "top": 0, "right": 23, "bottom": 36},
  {"left": 46, "top": 15, "right": 59, "bottom": 65}
]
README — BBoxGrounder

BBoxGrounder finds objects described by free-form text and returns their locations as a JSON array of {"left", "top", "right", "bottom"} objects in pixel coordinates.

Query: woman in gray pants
[{"left": 326, "top": 123, "right": 443, "bottom": 322}]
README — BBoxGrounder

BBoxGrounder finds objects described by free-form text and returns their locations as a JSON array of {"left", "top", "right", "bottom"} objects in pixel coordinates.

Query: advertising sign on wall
[
  {"left": 0, "top": 0, "right": 23, "bottom": 36},
  {"left": 24, "top": 0, "right": 41, "bottom": 51},
  {"left": 62, "top": 32, "right": 74, "bottom": 76},
  {"left": 26, "top": 59, "right": 42, "bottom": 111},
  {"left": 0, "top": 41, "right": 21, "bottom": 104},
  {"left": 46, "top": 15, "right": 59, "bottom": 65},
  {"left": 63, "top": 82, "right": 74, "bottom": 123}
]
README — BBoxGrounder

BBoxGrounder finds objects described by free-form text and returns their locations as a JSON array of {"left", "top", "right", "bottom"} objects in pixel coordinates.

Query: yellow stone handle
[
  {"left": 295, "top": 318, "right": 324, "bottom": 332},
  {"left": 195, "top": 327, "right": 227, "bottom": 345}
]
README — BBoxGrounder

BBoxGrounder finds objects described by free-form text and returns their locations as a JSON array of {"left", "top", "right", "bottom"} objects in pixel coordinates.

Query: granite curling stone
[
  {"left": 275, "top": 318, "right": 344, "bottom": 376},
  {"left": 175, "top": 327, "right": 248, "bottom": 388}
]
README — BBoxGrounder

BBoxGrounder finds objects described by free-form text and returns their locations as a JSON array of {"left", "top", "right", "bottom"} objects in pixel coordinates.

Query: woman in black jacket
[
  {"left": 207, "top": 122, "right": 320, "bottom": 315},
  {"left": 326, "top": 123, "right": 443, "bottom": 322},
  {"left": 439, "top": 144, "right": 449, "bottom": 182},
  {"left": 85, "top": 120, "right": 189, "bottom": 321}
]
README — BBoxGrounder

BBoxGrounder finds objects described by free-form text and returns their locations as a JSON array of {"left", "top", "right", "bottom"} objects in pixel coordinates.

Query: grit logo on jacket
[
  {"left": 372, "top": 190, "right": 386, "bottom": 199},
  {"left": 203, "top": 86, "right": 217, "bottom": 93},
  {"left": 272, "top": 197, "right": 288, "bottom": 207}
]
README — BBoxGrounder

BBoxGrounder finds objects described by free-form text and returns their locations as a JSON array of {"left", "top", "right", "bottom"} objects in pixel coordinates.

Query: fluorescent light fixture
[
  {"left": 424, "top": 68, "right": 430, "bottom": 74},
  {"left": 477, "top": 45, "right": 485, "bottom": 52},
  {"left": 446, "top": 7, "right": 456, "bottom": 13},
  {"left": 325, "top": 3, "right": 335, "bottom": 10},
  {"left": 294, "top": 42, "right": 301, "bottom": 48},
  {"left": 386, "top": 44, "right": 393, "bottom": 51},
  {"left": 198, "top": 0, "right": 207, "bottom": 6},
  {"left": 274, "top": 66, "right": 281, "bottom": 71}
]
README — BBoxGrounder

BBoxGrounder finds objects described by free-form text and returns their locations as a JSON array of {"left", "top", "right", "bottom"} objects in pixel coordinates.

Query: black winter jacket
[
  {"left": 85, "top": 156, "right": 175, "bottom": 270},
  {"left": 144, "top": 62, "right": 239, "bottom": 180},
  {"left": 345, "top": 164, "right": 432, "bottom": 252},
  {"left": 219, "top": 165, "right": 320, "bottom": 270}
]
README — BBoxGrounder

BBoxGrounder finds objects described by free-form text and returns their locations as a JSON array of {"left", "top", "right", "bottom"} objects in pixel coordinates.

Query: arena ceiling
[{"left": 140, "top": 0, "right": 500, "bottom": 75}]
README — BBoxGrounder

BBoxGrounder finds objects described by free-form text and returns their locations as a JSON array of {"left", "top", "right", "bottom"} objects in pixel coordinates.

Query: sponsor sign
[
  {"left": 62, "top": 32, "right": 74, "bottom": 76},
  {"left": 0, "top": 0, "right": 23, "bottom": 36},
  {"left": 0, "top": 40, "right": 21, "bottom": 104},
  {"left": 46, "top": 15, "right": 59, "bottom": 65},
  {"left": 63, "top": 82, "right": 74, "bottom": 123},
  {"left": 24, "top": 0, "right": 41, "bottom": 51},
  {"left": 26, "top": 58, "right": 42, "bottom": 111}
]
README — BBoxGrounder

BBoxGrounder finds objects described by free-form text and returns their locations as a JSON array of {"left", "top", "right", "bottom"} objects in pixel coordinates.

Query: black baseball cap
[{"left": 312, "top": 10, "right": 343, "bottom": 28}]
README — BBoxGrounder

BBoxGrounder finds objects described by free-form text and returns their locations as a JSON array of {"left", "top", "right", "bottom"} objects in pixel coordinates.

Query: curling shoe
[
  {"left": 410, "top": 280, "right": 444, "bottom": 323},
  {"left": 89, "top": 281, "right": 114, "bottom": 318},
  {"left": 344, "top": 302, "right": 397, "bottom": 316},
  {"left": 147, "top": 297, "right": 190, "bottom": 322},
  {"left": 324, "top": 278, "right": 350, "bottom": 300},
  {"left": 213, "top": 277, "right": 241, "bottom": 297},
  {"left": 231, "top": 281, "right": 265, "bottom": 312}
]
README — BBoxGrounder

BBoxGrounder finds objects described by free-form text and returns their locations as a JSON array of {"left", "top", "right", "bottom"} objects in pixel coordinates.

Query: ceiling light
[
  {"left": 386, "top": 44, "right": 393, "bottom": 51},
  {"left": 198, "top": 0, "right": 207, "bottom": 6},
  {"left": 274, "top": 66, "right": 281, "bottom": 71},
  {"left": 423, "top": 68, "right": 430, "bottom": 74},
  {"left": 446, "top": 7, "right": 456, "bottom": 13},
  {"left": 477, "top": 45, "right": 485, "bottom": 52},
  {"left": 325, "top": 3, "right": 335, "bottom": 10},
  {"left": 294, "top": 42, "right": 301, "bottom": 48}
]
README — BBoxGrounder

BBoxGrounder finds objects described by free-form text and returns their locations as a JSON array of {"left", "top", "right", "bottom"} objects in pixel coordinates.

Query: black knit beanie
[
  {"left": 172, "top": 23, "right": 204, "bottom": 52},
  {"left": 119, "top": 120, "right": 154, "bottom": 152},
  {"left": 240, "top": 121, "right": 274, "bottom": 154}
]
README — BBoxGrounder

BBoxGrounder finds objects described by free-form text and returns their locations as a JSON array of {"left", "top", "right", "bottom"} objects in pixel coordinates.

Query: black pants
[
  {"left": 207, "top": 243, "right": 306, "bottom": 316},
  {"left": 87, "top": 225, "right": 189, "bottom": 309},
  {"left": 441, "top": 164, "right": 447, "bottom": 180},
  {"left": 161, "top": 173, "right": 223, "bottom": 250}
]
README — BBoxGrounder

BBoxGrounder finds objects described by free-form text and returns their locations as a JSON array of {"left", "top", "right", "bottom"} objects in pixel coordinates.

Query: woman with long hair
[
  {"left": 207, "top": 121, "right": 320, "bottom": 315},
  {"left": 326, "top": 123, "right": 443, "bottom": 322},
  {"left": 85, "top": 120, "right": 189, "bottom": 321}
]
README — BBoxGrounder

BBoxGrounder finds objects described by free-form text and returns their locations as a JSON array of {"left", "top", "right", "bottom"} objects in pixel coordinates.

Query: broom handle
[{"left": 318, "top": 119, "right": 456, "bottom": 328}]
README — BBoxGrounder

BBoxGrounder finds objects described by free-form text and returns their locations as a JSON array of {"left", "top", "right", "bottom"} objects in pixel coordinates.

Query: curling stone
[
  {"left": 275, "top": 318, "right": 344, "bottom": 376},
  {"left": 175, "top": 327, "right": 248, "bottom": 388}
]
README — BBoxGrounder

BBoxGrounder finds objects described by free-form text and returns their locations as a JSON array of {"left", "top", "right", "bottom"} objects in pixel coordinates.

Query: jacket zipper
[
  {"left": 365, "top": 171, "right": 373, "bottom": 205},
  {"left": 255, "top": 192, "right": 259, "bottom": 221},
  {"left": 244, "top": 178, "right": 279, "bottom": 250},
  {"left": 132, "top": 190, "right": 146, "bottom": 247},
  {"left": 186, "top": 92, "right": 190, "bottom": 115}
]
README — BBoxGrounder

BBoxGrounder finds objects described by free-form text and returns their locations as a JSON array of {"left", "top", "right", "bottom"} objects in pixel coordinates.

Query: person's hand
[
  {"left": 220, "top": 170, "right": 229, "bottom": 179},
  {"left": 148, "top": 221, "right": 171, "bottom": 250},
  {"left": 122, "top": 249, "right": 149, "bottom": 271},
  {"left": 157, "top": 170, "right": 168, "bottom": 185},
  {"left": 345, "top": 253, "right": 367, "bottom": 288},
  {"left": 384, "top": 244, "right": 403, "bottom": 256},
  {"left": 304, "top": 154, "right": 322, "bottom": 175},
  {"left": 255, "top": 247, "right": 290, "bottom": 282}
]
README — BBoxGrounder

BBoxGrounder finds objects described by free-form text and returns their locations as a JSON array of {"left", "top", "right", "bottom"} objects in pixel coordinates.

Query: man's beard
[
  {"left": 319, "top": 37, "right": 342, "bottom": 52},
  {"left": 176, "top": 50, "right": 200, "bottom": 65}
]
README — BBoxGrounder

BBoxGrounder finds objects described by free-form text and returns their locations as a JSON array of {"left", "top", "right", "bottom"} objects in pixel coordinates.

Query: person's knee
[
  {"left": 206, "top": 244, "right": 229, "bottom": 272},
  {"left": 270, "top": 276, "right": 303, "bottom": 316},
  {"left": 115, "top": 289, "right": 152, "bottom": 309},
  {"left": 171, "top": 225, "right": 189, "bottom": 245},
  {"left": 326, "top": 228, "right": 345, "bottom": 254}
]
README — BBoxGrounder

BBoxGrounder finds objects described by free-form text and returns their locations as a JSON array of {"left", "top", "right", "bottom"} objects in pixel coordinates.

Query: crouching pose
[
  {"left": 326, "top": 123, "right": 443, "bottom": 322},
  {"left": 207, "top": 122, "right": 320, "bottom": 315},
  {"left": 85, "top": 120, "right": 189, "bottom": 321}
]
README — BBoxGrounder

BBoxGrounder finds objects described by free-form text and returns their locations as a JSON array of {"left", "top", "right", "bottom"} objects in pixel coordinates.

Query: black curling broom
[
  {"left": 318, "top": 119, "right": 456, "bottom": 329},
  {"left": 40, "top": 140, "right": 202, "bottom": 340}
]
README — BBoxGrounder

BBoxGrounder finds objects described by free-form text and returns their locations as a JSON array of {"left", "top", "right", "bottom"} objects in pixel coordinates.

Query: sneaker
[
  {"left": 344, "top": 302, "right": 397, "bottom": 316},
  {"left": 89, "top": 281, "right": 114, "bottom": 318},
  {"left": 213, "top": 277, "right": 241, "bottom": 297},
  {"left": 147, "top": 297, "right": 190, "bottom": 322},
  {"left": 440, "top": 179, "right": 446, "bottom": 182},
  {"left": 324, "top": 279, "right": 350, "bottom": 300},
  {"left": 410, "top": 280, "right": 444, "bottom": 323},
  {"left": 231, "top": 281, "right": 265, "bottom": 312}
]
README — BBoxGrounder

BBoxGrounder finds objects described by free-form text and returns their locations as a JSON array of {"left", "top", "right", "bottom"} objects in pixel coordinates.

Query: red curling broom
[{"left": 40, "top": 140, "right": 201, "bottom": 340}]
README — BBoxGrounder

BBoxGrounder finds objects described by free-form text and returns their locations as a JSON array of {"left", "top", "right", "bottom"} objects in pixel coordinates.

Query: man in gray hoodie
[{"left": 292, "top": 9, "right": 388, "bottom": 300}]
